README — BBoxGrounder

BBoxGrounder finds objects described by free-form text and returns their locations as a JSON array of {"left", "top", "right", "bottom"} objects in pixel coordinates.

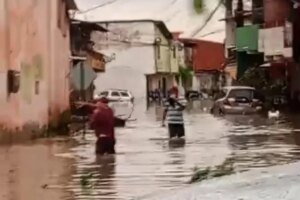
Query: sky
[{"left": 74, "top": 0, "right": 225, "bottom": 43}]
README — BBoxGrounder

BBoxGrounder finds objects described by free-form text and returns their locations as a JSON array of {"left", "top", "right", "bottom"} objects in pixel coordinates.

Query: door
[{"left": 162, "top": 77, "right": 167, "bottom": 98}]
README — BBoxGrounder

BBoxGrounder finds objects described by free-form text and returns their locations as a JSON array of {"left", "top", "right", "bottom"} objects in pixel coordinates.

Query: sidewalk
[{"left": 140, "top": 161, "right": 300, "bottom": 200}]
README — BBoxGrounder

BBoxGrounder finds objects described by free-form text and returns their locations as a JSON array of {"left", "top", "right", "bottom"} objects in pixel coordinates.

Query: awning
[{"left": 260, "top": 63, "right": 271, "bottom": 68}]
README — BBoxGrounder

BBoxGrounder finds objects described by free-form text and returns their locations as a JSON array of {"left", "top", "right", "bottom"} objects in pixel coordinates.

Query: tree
[
  {"left": 179, "top": 66, "right": 193, "bottom": 92},
  {"left": 194, "top": 0, "right": 205, "bottom": 14}
]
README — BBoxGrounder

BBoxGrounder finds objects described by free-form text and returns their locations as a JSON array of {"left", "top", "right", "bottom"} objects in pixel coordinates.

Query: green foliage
[
  {"left": 194, "top": 0, "right": 205, "bottom": 14},
  {"left": 190, "top": 158, "right": 234, "bottom": 183},
  {"left": 179, "top": 66, "right": 193, "bottom": 83},
  {"left": 239, "top": 67, "right": 288, "bottom": 109}
]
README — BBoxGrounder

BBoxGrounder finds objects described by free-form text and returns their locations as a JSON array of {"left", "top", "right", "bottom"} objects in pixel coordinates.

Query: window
[
  {"left": 252, "top": 0, "right": 264, "bottom": 24},
  {"left": 173, "top": 48, "right": 176, "bottom": 58},
  {"left": 227, "top": 48, "right": 237, "bottom": 62},
  {"left": 120, "top": 92, "right": 129, "bottom": 97},
  {"left": 228, "top": 89, "right": 252, "bottom": 100},
  {"left": 111, "top": 91, "right": 120, "bottom": 97},
  {"left": 184, "top": 47, "right": 193, "bottom": 66},
  {"left": 156, "top": 45, "right": 161, "bottom": 59},
  {"left": 100, "top": 91, "right": 108, "bottom": 97}
]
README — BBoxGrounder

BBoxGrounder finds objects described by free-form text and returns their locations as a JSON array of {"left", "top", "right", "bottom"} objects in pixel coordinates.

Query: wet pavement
[{"left": 56, "top": 100, "right": 300, "bottom": 200}]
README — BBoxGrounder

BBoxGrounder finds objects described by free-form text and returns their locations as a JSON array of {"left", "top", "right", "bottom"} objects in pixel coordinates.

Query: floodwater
[
  {"left": 1, "top": 100, "right": 300, "bottom": 200},
  {"left": 57, "top": 100, "right": 300, "bottom": 200},
  {"left": 0, "top": 138, "right": 75, "bottom": 200}
]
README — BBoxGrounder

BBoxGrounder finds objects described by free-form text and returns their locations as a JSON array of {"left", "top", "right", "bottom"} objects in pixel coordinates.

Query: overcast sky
[{"left": 74, "top": 0, "right": 225, "bottom": 42}]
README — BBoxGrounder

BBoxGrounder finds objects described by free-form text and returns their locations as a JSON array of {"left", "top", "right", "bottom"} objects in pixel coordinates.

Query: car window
[
  {"left": 100, "top": 91, "right": 108, "bottom": 97},
  {"left": 120, "top": 92, "right": 129, "bottom": 97},
  {"left": 228, "top": 89, "right": 253, "bottom": 100},
  {"left": 111, "top": 91, "right": 120, "bottom": 97}
]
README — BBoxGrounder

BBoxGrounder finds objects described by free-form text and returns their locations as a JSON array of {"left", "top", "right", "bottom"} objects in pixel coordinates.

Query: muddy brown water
[
  {"left": 60, "top": 101, "right": 300, "bottom": 200},
  {"left": 2, "top": 101, "right": 300, "bottom": 200}
]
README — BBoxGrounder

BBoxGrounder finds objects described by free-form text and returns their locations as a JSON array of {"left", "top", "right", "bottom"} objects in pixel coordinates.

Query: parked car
[
  {"left": 185, "top": 90, "right": 203, "bottom": 100},
  {"left": 211, "top": 86, "right": 264, "bottom": 115},
  {"left": 94, "top": 89, "right": 134, "bottom": 103}
]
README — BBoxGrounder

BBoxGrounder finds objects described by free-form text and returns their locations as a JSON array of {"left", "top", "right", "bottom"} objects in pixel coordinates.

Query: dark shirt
[{"left": 90, "top": 106, "right": 115, "bottom": 140}]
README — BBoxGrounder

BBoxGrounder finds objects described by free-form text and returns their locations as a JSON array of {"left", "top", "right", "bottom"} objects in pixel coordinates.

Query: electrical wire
[
  {"left": 191, "top": 0, "right": 224, "bottom": 37},
  {"left": 76, "top": 0, "right": 118, "bottom": 14},
  {"left": 199, "top": 29, "right": 225, "bottom": 38}
]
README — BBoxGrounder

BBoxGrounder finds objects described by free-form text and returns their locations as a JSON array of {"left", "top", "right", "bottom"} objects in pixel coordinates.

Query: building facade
[
  {"left": 0, "top": 0, "right": 76, "bottom": 133},
  {"left": 180, "top": 38, "right": 225, "bottom": 93},
  {"left": 70, "top": 21, "right": 107, "bottom": 103},
  {"left": 92, "top": 20, "right": 181, "bottom": 110},
  {"left": 224, "top": 0, "right": 300, "bottom": 107}
]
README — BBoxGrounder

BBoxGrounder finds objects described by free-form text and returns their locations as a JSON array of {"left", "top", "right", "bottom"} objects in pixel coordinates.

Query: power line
[
  {"left": 199, "top": 29, "right": 225, "bottom": 37},
  {"left": 76, "top": 0, "right": 118, "bottom": 14},
  {"left": 191, "top": 0, "right": 224, "bottom": 37}
]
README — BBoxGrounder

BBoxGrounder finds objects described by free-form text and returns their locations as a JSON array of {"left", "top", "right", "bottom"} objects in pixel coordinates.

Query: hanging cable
[
  {"left": 191, "top": 0, "right": 224, "bottom": 37},
  {"left": 76, "top": 0, "right": 118, "bottom": 14}
]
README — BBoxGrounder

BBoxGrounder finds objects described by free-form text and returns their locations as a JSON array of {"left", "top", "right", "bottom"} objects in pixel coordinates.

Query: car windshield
[
  {"left": 228, "top": 89, "right": 253, "bottom": 100},
  {"left": 120, "top": 92, "right": 129, "bottom": 97}
]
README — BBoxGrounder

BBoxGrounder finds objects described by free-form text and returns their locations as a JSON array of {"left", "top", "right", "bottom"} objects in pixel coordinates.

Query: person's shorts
[
  {"left": 96, "top": 137, "right": 116, "bottom": 155},
  {"left": 168, "top": 124, "right": 185, "bottom": 138}
]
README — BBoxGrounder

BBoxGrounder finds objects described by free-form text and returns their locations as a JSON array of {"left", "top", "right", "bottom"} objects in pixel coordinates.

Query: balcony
[{"left": 236, "top": 25, "right": 259, "bottom": 52}]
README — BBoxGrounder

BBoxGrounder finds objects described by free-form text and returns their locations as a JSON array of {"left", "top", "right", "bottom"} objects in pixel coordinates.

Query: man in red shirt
[{"left": 89, "top": 98, "right": 116, "bottom": 155}]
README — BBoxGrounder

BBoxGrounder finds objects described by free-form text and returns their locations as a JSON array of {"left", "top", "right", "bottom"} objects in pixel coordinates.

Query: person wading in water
[
  {"left": 162, "top": 94, "right": 186, "bottom": 139},
  {"left": 90, "top": 97, "right": 116, "bottom": 155},
  {"left": 76, "top": 97, "right": 116, "bottom": 155}
]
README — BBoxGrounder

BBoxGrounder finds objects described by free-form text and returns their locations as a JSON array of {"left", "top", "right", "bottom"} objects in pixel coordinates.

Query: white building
[{"left": 91, "top": 20, "right": 181, "bottom": 111}]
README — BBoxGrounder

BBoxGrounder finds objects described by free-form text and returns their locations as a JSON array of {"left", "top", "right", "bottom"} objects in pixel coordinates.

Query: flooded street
[
  {"left": 0, "top": 139, "right": 75, "bottom": 200},
  {"left": 61, "top": 100, "right": 300, "bottom": 200}
]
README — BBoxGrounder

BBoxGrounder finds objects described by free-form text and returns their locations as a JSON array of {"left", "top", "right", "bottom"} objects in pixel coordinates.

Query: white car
[{"left": 94, "top": 89, "right": 134, "bottom": 103}]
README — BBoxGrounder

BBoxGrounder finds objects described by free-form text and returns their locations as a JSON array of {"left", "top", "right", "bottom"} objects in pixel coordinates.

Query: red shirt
[{"left": 90, "top": 105, "right": 115, "bottom": 140}]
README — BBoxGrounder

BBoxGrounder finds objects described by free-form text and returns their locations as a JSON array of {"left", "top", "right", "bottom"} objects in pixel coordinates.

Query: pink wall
[{"left": 0, "top": 0, "right": 71, "bottom": 131}]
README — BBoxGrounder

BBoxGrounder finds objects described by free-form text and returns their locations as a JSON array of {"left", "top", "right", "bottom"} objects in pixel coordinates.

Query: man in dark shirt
[{"left": 89, "top": 98, "right": 116, "bottom": 155}]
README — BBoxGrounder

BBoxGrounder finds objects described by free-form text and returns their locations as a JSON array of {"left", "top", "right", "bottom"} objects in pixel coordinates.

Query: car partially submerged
[
  {"left": 94, "top": 89, "right": 134, "bottom": 103},
  {"left": 211, "top": 86, "right": 264, "bottom": 115}
]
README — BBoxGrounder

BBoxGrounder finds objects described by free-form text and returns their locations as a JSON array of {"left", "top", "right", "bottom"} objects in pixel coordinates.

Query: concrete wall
[
  {"left": 0, "top": 0, "right": 71, "bottom": 131},
  {"left": 154, "top": 26, "right": 172, "bottom": 73}
]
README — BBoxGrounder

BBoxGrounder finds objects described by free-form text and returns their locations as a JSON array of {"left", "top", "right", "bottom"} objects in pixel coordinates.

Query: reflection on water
[
  {"left": 63, "top": 102, "right": 300, "bottom": 200},
  {"left": 225, "top": 114, "right": 300, "bottom": 171}
]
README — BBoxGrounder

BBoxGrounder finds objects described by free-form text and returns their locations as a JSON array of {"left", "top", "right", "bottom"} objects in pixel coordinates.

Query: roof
[
  {"left": 71, "top": 20, "right": 108, "bottom": 32},
  {"left": 91, "top": 20, "right": 173, "bottom": 40},
  {"left": 65, "top": 0, "right": 78, "bottom": 10},
  {"left": 74, "top": 0, "right": 225, "bottom": 42},
  {"left": 181, "top": 38, "right": 225, "bottom": 71}
]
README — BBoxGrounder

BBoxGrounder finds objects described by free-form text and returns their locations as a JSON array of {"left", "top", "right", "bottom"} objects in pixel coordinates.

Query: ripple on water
[{"left": 61, "top": 106, "right": 300, "bottom": 200}]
